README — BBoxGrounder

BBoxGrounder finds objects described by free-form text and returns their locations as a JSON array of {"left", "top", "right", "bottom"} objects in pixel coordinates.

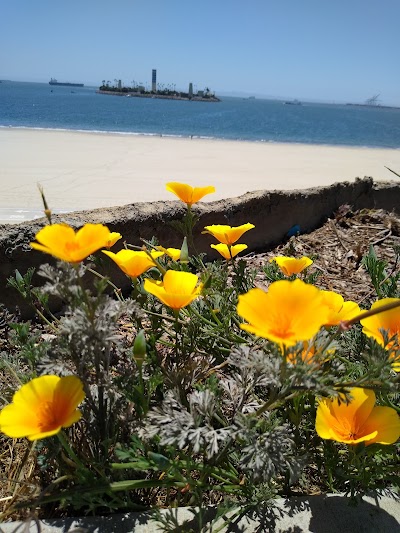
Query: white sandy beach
[{"left": 0, "top": 128, "right": 399, "bottom": 224}]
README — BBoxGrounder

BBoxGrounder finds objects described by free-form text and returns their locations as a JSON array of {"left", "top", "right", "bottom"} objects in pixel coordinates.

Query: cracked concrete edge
[
  {"left": 1, "top": 177, "right": 399, "bottom": 318},
  {"left": 0, "top": 493, "right": 399, "bottom": 532}
]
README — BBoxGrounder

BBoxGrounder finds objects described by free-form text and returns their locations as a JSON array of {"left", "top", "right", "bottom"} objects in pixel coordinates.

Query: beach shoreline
[
  {"left": 3, "top": 124, "right": 400, "bottom": 148},
  {"left": 1, "top": 127, "right": 399, "bottom": 224}
]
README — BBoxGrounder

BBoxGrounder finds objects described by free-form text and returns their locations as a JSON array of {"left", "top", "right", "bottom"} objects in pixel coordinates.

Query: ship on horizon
[{"left": 49, "top": 78, "right": 84, "bottom": 87}]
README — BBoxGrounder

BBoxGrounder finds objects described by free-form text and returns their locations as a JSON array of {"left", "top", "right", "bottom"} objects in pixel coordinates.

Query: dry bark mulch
[{"left": 243, "top": 206, "right": 400, "bottom": 304}]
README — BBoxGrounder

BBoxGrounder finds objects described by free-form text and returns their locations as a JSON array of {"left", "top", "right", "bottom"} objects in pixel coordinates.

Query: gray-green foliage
[{"left": 2, "top": 233, "right": 399, "bottom": 518}]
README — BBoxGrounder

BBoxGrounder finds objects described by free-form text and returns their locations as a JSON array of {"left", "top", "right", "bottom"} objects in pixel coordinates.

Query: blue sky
[{"left": 2, "top": 0, "right": 400, "bottom": 105}]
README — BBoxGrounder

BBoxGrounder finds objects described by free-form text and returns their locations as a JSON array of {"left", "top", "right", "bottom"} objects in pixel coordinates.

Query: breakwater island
[
  {"left": 97, "top": 87, "right": 220, "bottom": 102},
  {"left": 97, "top": 77, "right": 220, "bottom": 102}
]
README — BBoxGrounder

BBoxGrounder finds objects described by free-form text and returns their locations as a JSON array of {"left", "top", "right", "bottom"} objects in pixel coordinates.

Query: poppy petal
[
  {"left": 361, "top": 406, "right": 400, "bottom": 445},
  {"left": 330, "top": 388, "right": 376, "bottom": 428}
]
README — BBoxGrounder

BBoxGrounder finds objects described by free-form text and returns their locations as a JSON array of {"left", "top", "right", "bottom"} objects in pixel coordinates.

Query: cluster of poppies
[{"left": 0, "top": 182, "right": 399, "bottom": 448}]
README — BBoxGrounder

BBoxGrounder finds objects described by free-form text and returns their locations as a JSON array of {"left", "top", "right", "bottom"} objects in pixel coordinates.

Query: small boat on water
[{"left": 284, "top": 99, "right": 302, "bottom": 105}]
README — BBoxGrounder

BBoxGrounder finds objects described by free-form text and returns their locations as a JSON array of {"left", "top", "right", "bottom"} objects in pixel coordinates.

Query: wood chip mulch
[{"left": 242, "top": 206, "right": 400, "bottom": 305}]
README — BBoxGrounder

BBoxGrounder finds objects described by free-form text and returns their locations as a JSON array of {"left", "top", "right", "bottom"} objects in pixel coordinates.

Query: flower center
[
  {"left": 269, "top": 314, "right": 295, "bottom": 341},
  {"left": 37, "top": 401, "right": 59, "bottom": 432},
  {"left": 65, "top": 242, "right": 80, "bottom": 253},
  {"left": 270, "top": 328, "right": 295, "bottom": 340},
  {"left": 334, "top": 417, "right": 359, "bottom": 442}
]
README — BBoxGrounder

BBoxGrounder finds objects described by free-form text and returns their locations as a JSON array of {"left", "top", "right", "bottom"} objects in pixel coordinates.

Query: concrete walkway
[{"left": 1, "top": 493, "right": 399, "bottom": 532}]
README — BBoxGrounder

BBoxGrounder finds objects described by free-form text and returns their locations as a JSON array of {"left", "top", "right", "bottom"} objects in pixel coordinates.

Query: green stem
[
  {"left": 57, "top": 430, "right": 87, "bottom": 471},
  {"left": 281, "top": 345, "right": 288, "bottom": 381},
  {"left": 145, "top": 308, "right": 186, "bottom": 324},
  {"left": 348, "top": 445, "right": 360, "bottom": 500},
  {"left": 143, "top": 249, "right": 167, "bottom": 276},
  {"left": 202, "top": 296, "right": 223, "bottom": 326},
  {"left": 184, "top": 306, "right": 215, "bottom": 327},
  {"left": 87, "top": 267, "right": 125, "bottom": 302},
  {"left": 342, "top": 300, "right": 400, "bottom": 329},
  {"left": 1, "top": 357, "right": 22, "bottom": 385},
  {"left": 187, "top": 306, "right": 246, "bottom": 344},
  {"left": 186, "top": 205, "right": 196, "bottom": 253},
  {"left": 382, "top": 392, "right": 400, "bottom": 413},
  {"left": 254, "top": 389, "right": 299, "bottom": 418},
  {"left": 173, "top": 311, "right": 181, "bottom": 359},
  {"left": 74, "top": 264, "right": 94, "bottom": 318},
  {"left": 35, "top": 308, "right": 59, "bottom": 332}
]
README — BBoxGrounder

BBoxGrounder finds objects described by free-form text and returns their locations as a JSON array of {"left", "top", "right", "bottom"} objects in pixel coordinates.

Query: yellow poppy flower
[
  {"left": 144, "top": 270, "right": 202, "bottom": 310},
  {"left": 0, "top": 375, "right": 85, "bottom": 441},
  {"left": 156, "top": 246, "right": 181, "bottom": 261},
  {"left": 106, "top": 232, "right": 123, "bottom": 248},
  {"left": 316, "top": 388, "right": 400, "bottom": 445},
  {"left": 360, "top": 298, "right": 400, "bottom": 371},
  {"left": 286, "top": 339, "right": 336, "bottom": 365},
  {"left": 166, "top": 182, "right": 215, "bottom": 206},
  {"left": 270, "top": 256, "right": 313, "bottom": 276},
  {"left": 102, "top": 249, "right": 164, "bottom": 279},
  {"left": 320, "top": 290, "right": 361, "bottom": 326},
  {"left": 287, "top": 342, "right": 315, "bottom": 364},
  {"left": 30, "top": 223, "right": 122, "bottom": 263},
  {"left": 203, "top": 223, "right": 255, "bottom": 245},
  {"left": 237, "top": 279, "right": 330, "bottom": 347},
  {"left": 211, "top": 243, "right": 248, "bottom": 260}
]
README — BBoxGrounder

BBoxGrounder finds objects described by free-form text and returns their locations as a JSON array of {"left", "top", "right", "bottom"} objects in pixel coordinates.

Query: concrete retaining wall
[{"left": 1, "top": 177, "right": 399, "bottom": 317}]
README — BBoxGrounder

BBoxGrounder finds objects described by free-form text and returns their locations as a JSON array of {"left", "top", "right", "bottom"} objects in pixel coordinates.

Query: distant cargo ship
[
  {"left": 49, "top": 78, "right": 84, "bottom": 87},
  {"left": 284, "top": 99, "right": 302, "bottom": 106}
]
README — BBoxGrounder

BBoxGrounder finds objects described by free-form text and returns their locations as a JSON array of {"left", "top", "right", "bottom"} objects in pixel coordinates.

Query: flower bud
[
  {"left": 180, "top": 237, "right": 189, "bottom": 263},
  {"left": 133, "top": 330, "right": 147, "bottom": 366}
]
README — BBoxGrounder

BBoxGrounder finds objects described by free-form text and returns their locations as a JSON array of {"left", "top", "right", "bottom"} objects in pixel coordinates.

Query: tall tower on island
[{"left": 152, "top": 69, "right": 157, "bottom": 92}]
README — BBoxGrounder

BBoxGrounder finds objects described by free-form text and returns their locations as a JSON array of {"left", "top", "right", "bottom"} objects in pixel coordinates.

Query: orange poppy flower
[
  {"left": 102, "top": 249, "right": 164, "bottom": 279},
  {"left": 0, "top": 375, "right": 85, "bottom": 441},
  {"left": 211, "top": 243, "right": 248, "bottom": 260},
  {"left": 203, "top": 223, "right": 255, "bottom": 245},
  {"left": 360, "top": 298, "right": 400, "bottom": 371},
  {"left": 316, "top": 388, "right": 400, "bottom": 445},
  {"left": 320, "top": 290, "right": 361, "bottom": 326},
  {"left": 237, "top": 279, "right": 330, "bottom": 347},
  {"left": 166, "top": 182, "right": 215, "bottom": 206},
  {"left": 156, "top": 246, "right": 182, "bottom": 261},
  {"left": 144, "top": 270, "right": 202, "bottom": 310},
  {"left": 270, "top": 256, "right": 313, "bottom": 276},
  {"left": 287, "top": 341, "right": 319, "bottom": 364},
  {"left": 30, "top": 223, "right": 121, "bottom": 263},
  {"left": 106, "top": 232, "right": 123, "bottom": 248}
]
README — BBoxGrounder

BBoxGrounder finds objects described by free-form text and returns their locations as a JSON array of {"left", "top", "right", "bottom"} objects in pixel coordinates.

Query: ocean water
[{"left": 1, "top": 80, "right": 400, "bottom": 148}]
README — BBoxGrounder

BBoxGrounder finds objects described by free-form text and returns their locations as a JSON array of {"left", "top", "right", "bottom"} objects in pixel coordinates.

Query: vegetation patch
[{"left": 0, "top": 184, "right": 399, "bottom": 530}]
